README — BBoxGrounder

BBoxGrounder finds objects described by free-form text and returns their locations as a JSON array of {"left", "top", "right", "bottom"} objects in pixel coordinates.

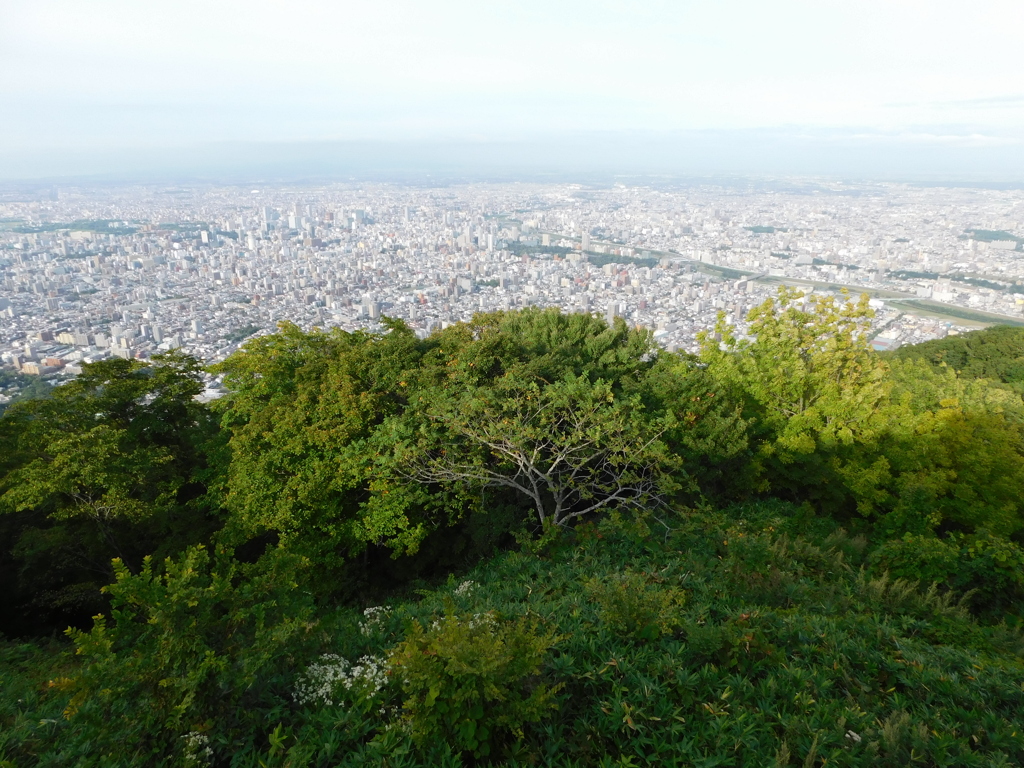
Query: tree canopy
[
  {"left": 0, "top": 352, "right": 220, "bottom": 633},
  {"left": 890, "top": 324, "right": 1024, "bottom": 391},
  {"left": 2, "top": 300, "right": 1024, "bottom": 766}
]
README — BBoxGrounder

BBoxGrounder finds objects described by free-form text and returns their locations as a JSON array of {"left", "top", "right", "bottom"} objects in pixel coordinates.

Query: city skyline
[{"left": 3, "top": 179, "right": 1022, "bottom": 401}]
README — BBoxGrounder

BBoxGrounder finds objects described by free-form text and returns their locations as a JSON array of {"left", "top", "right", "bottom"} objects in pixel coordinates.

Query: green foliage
[
  {"left": 699, "top": 287, "right": 889, "bottom": 508},
  {"left": 12, "top": 219, "right": 137, "bottom": 235},
  {"left": 59, "top": 545, "right": 315, "bottom": 765},
  {"left": 699, "top": 290, "right": 1024, "bottom": 539},
  {"left": 871, "top": 530, "right": 1024, "bottom": 614},
  {"left": 0, "top": 369, "right": 53, "bottom": 415},
  {"left": 374, "top": 308, "right": 744, "bottom": 539},
  {"left": 0, "top": 641, "right": 72, "bottom": 767},
  {"left": 0, "top": 351, "right": 221, "bottom": 633},
  {"left": 399, "top": 372, "right": 681, "bottom": 527},
  {"left": 890, "top": 325, "right": 1024, "bottom": 391},
  {"left": 701, "top": 287, "right": 886, "bottom": 448},
  {"left": 584, "top": 254, "right": 661, "bottom": 268},
  {"left": 877, "top": 405, "right": 1024, "bottom": 537},
  {"left": 886, "top": 356, "right": 1024, "bottom": 424},
  {"left": 3, "top": 423, "right": 175, "bottom": 525},
  {"left": 965, "top": 228, "right": 1024, "bottom": 245},
  {"left": 584, "top": 569, "right": 685, "bottom": 640},
  {"left": 4, "top": 303, "right": 1024, "bottom": 765},
  {"left": 5, "top": 503, "right": 1024, "bottom": 766},
  {"left": 631, "top": 352, "right": 750, "bottom": 499},
  {"left": 210, "top": 319, "right": 426, "bottom": 571},
  {"left": 847, "top": 357, "right": 1024, "bottom": 537},
  {"left": 212, "top": 309, "right": 746, "bottom": 576},
  {"left": 951, "top": 274, "right": 1024, "bottom": 294},
  {"left": 428, "top": 306, "right": 653, "bottom": 386},
  {"left": 390, "top": 610, "right": 562, "bottom": 758}
]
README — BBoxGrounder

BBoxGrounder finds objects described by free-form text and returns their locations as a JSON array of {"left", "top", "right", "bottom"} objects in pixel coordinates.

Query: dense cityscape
[{"left": 2, "top": 179, "right": 1023, "bottom": 402}]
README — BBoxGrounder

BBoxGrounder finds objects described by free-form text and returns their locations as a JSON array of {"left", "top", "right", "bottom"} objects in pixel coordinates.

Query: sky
[{"left": 2, "top": 0, "right": 1024, "bottom": 180}]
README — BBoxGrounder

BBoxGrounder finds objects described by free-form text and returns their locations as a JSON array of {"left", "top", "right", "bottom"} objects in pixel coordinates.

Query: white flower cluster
[
  {"left": 359, "top": 605, "right": 392, "bottom": 637},
  {"left": 293, "top": 653, "right": 390, "bottom": 707},
  {"left": 468, "top": 611, "right": 497, "bottom": 629},
  {"left": 454, "top": 579, "right": 477, "bottom": 597},
  {"left": 181, "top": 731, "right": 213, "bottom": 767}
]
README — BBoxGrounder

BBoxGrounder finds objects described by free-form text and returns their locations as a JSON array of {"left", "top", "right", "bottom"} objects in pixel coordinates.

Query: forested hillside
[
  {"left": 889, "top": 325, "right": 1024, "bottom": 393},
  {"left": 2, "top": 291, "right": 1023, "bottom": 767}
]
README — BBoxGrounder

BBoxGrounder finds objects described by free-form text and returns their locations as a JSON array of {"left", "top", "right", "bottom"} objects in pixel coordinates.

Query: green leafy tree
[
  {"left": 213, "top": 311, "right": 672, "bottom": 559},
  {"left": 877, "top": 403, "right": 1024, "bottom": 537},
  {"left": 629, "top": 350, "right": 750, "bottom": 500},
  {"left": 886, "top": 356, "right": 1024, "bottom": 425},
  {"left": 862, "top": 358, "right": 1024, "bottom": 536},
  {"left": 3, "top": 424, "right": 174, "bottom": 556},
  {"left": 699, "top": 287, "right": 889, "bottom": 508},
  {"left": 426, "top": 307, "right": 656, "bottom": 388},
  {"left": 366, "top": 309, "right": 745, "bottom": 540},
  {"left": 395, "top": 373, "right": 680, "bottom": 528},
  {"left": 0, "top": 352, "right": 220, "bottom": 633},
  {"left": 698, "top": 288, "right": 1024, "bottom": 536},
  {"left": 890, "top": 324, "right": 1024, "bottom": 392},
  {"left": 210, "top": 309, "right": 746, "bottom": 572},
  {"left": 211, "top": 320, "right": 427, "bottom": 574}
]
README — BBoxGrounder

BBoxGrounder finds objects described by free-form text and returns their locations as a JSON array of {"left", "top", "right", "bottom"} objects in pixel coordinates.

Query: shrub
[
  {"left": 871, "top": 530, "right": 1024, "bottom": 615},
  {"left": 58, "top": 545, "right": 316, "bottom": 765},
  {"left": 6, "top": 503, "right": 1024, "bottom": 766},
  {"left": 388, "top": 610, "right": 562, "bottom": 759},
  {"left": 585, "top": 569, "right": 686, "bottom": 640},
  {"left": 0, "top": 641, "right": 71, "bottom": 767}
]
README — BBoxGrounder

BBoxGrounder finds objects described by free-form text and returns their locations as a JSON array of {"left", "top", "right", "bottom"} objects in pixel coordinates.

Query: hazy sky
[{"left": 3, "top": 1, "right": 1023, "bottom": 179}]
